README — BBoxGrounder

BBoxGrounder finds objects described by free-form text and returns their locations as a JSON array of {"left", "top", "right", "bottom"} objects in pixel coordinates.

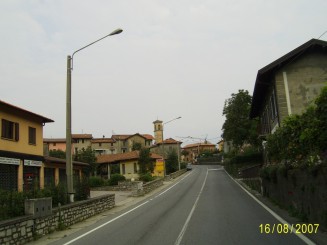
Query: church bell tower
[{"left": 153, "top": 120, "right": 163, "bottom": 144}]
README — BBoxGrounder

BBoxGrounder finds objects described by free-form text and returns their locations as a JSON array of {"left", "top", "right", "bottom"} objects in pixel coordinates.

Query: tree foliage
[
  {"left": 75, "top": 146, "right": 97, "bottom": 176},
  {"left": 266, "top": 86, "right": 327, "bottom": 165},
  {"left": 166, "top": 150, "right": 179, "bottom": 174},
  {"left": 222, "top": 89, "right": 259, "bottom": 150},
  {"left": 132, "top": 142, "right": 142, "bottom": 151},
  {"left": 49, "top": 149, "right": 66, "bottom": 159},
  {"left": 138, "top": 148, "right": 154, "bottom": 174}
]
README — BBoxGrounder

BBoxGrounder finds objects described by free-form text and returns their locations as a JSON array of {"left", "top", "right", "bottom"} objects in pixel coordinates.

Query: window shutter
[{"left": 14, "top": 123, "right": 19, "bottom": 141}]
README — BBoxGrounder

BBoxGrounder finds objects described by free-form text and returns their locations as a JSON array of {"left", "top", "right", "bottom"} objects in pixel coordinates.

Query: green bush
[
  {"left": 75, "top": 177, "right": 90, "bottom": 201},
  {"left": 266, "top": 86, "right": 327, "bottom": 166},
  {"left": 108, "top": 174, "right": 126, "bottom": 186},
  {"left": 89, "top": 176, "right": 105, "bottom": 187},
  {"left": 139, "top": 173, "right": 154, "bottom": 182}
]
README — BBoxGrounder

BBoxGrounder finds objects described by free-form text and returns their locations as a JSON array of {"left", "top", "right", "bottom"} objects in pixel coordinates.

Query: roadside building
[
  {"left": 250, "top": 38, "right": 327, "bottom": 136},
  {"left": 0, "top": 100, "right": 89, "bottom": 191},
  {"left": 96, "top": 150, "right": 162, "bottom": 180},
  {"left": 0, "top": 100, "right": 53, "bottom": 191}
]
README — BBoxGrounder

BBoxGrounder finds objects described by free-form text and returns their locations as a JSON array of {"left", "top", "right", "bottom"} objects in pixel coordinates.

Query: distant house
[
  {"left": 182, "top": 142, "right": 216, "bottom": 163},
  {"left": 91, "top": 137, "right": 116, "bottom": 156},
  {"left": 112, "top": 133, "right": 154, "bottom": 153},
  {"left": 150, "top": 138, "right": 182, "bottom": 161},
  {"left": 72, "top": 134, "right": 93, "bottom": 154},
  {"left": 250, "top": 39, "right": 327, "bottom": 136},
  {"left": 96, "top": 150, "right": 162, "bottom": 180},
  {"left": 217, "top": 139, "right": 224, "bottom": 152},
  {"left": 44, "top": 132, "right": 154, "bottom": 156},
  {"left": 43, "top": 138, "right": 67, "bottom": 153}
]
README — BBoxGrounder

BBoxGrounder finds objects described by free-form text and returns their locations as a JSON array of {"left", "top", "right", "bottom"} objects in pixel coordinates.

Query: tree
[
  {"left": 222, "top": 89, "right": 259, "bottom": 150},
  {"left": 75, "top": 146, "right": 97, "bottom": 176},
  {"left": 132, "top": 142, "right": 142, "bottom": 151},
  {"left": 138, "top": 148, "right": 154, "bottom": 174},
  {"left": 49, "top": 149, "right": 66, "bottom": 159},
  {"left": 165, "top": 150, "right": 178, "bottom": 174}
]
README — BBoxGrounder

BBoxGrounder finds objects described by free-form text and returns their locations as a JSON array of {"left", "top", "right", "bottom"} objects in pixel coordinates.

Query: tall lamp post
[
  {"left": 66, "top": 28, "right": 123, "bottom": 202},
  {"left": 162, "top": 116, "right": 181, "bottom": 176}
]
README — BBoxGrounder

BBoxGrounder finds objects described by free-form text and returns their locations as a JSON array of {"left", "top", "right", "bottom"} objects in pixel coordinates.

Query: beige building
[
  {"left": 250, "top": 39, "right": 327, "bottom": 136},
  {"left": 0, "top": 100, "right": 53, "bottom": 191},
  {"left": 0, "top": 100, "right": 89, "bottom": 191},
  {"left": 91, "top": 138, "right": 116, "bottom": 155},
  {"left": 112, "top": 133, "right": 154, "bottom": 153},
  {"left": 96, "top": 150, "right": 162, "bottom": 180},
  {"left": 150, "top": 138, "right": 182, "bottom": 161}
]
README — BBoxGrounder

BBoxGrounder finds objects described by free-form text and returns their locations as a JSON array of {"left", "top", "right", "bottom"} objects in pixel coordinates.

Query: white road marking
[
  {"left": 224, "top": 169, "right": 315, "bottom": 245},
  {"left": 63, "top": 171, "right": 193, "bottom": 245},
  {"left": 174, "top": 168, "right": 208, "bottom": 245}
]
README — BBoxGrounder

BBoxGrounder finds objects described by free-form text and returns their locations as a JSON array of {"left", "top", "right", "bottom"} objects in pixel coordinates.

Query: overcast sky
[{"left": 1, "top": 0, "right": 326, "bottom": 146}]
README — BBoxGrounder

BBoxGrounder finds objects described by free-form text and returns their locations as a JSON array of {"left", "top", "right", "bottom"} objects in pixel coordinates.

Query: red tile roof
[
  {"left": 183, "top": 142, "right": 216, "bottom": 149},
  {"left": 97, "top": 150, "right": 162, "bottom": 164},
  {"left": 112, "top": 133, "right": 154, "bottom": 140},
  {"left": 72, "top": 134, "right": 93, "bottom": 139},
  {"left": 43, "top": 138, "right": 66, "bottom": 143},
  {"left": 91, "top": 138, "right": 116, "bottom": 143},
  {"left": 155, "top": 138, "right": 182, "bottom": 145}
]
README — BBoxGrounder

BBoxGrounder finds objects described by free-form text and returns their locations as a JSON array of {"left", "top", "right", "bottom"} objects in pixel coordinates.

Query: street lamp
[
  {"left": 162, "top": 116, "right": 181, "bottom": 176},
  {"left": 66, "top": 28, "right": 123, "bottom": 202}
]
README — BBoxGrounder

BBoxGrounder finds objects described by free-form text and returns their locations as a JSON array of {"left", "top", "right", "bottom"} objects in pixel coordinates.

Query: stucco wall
[{"left": 275, "top": 51, "right": 327, "bottom": 123}]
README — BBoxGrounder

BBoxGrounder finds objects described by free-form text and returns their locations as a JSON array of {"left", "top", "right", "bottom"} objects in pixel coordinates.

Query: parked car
[{"left": 186, "top": 163, "right": 192, "bottom": 171}]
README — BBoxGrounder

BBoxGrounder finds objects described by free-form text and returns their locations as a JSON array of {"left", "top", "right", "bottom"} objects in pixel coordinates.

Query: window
[
  {"left": 82, "top": 139, "right": 84, "bottom": 144},
  {"left": 1, "top": 119, "right": 19, "bottom": 141},
  {"left": 28, "top": 127, "right": 36, "bottom": 145},
  {"left": 53, "top": 143, "right": 56, "bottom": 146},
  {"left": 270, "top": 89, "right": 278, "bottom": 120},
  {"left": 99, "top": 143, "right": 102, "bottom": 147}
]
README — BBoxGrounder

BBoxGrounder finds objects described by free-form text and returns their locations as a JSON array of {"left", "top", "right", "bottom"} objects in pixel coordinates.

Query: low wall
[
  {"left": 92, "top": 181, "right": 134, "bottom": 191},
  {"left": 0, "top": 194, "right": 115, "bottom": 245},
  {"left": 169, "top": 168, "right": 187, "bottom": 179},
  {"left": 143, "top": 178, "right": 164, "bottom": 195}
]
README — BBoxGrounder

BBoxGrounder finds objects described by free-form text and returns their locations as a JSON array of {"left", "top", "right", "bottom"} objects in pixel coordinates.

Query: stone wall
[
  {"left": 143, "top": 178, "right": 164, "bottom": 195},
  {"left": 0, "top": 194, "right": 115, "bottom": 245},
  {"left": 92, "top": 180, "right": 135, "bottom": 191},
  {"left": 262, "top": 167, "right": 327, "bottom": 228},
  {"left": 168, "top": 169, "right": 187, "bottom": 179}
]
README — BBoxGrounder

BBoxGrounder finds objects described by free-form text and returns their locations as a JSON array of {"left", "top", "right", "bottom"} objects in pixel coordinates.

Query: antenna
[{"left": 318, "top": 30, "right": 327, "bottom": 39}]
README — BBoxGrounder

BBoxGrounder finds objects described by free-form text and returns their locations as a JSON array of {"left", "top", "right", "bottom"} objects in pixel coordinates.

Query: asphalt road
[{"left": 49, "top": 165, "right": 313, "bottom": 245}]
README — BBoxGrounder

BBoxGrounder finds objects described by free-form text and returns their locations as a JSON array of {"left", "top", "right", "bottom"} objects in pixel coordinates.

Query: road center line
[
  {"left": 63, "top": 171, "right": 193, "bottom": 245},
  {"left": 174, "top": 168, "right": 209, "bottom": 245}
]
